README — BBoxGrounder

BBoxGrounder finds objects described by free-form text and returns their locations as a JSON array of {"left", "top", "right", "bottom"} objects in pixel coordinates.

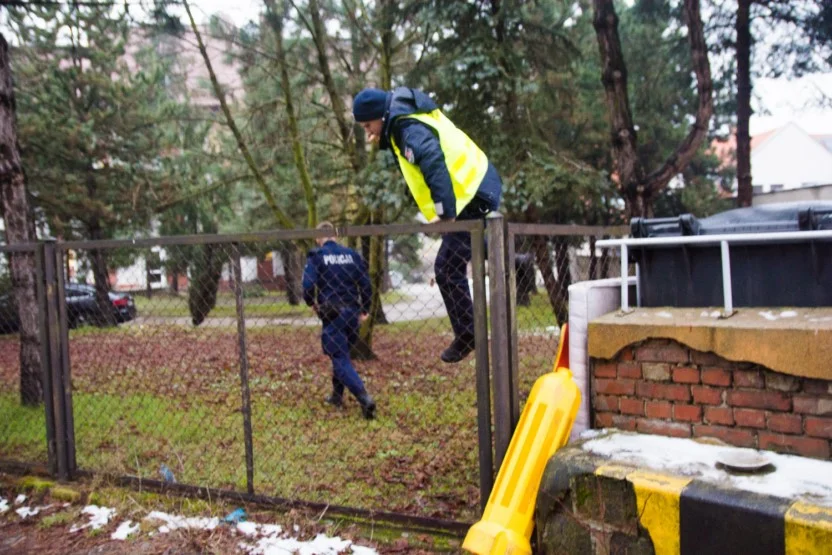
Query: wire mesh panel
[
  {"left": 509, "top": 227, "right": 628, "bottom": 403},
  {"left": 244, "top": 227, "right": 483, "bottom": 521},
  {"left": 0, "top": 245, "right": 49, "bottom": 467},
  {"left": 59, "top": 241, "right": 249, "bottom": 490}
]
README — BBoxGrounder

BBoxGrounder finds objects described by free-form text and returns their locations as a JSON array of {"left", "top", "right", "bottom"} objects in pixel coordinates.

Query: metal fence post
[
  {"left": 42, "top": 240, "right": 69, "bottom": 480},
  {"left": 35, "top": 243, "right": 58, "bottom": 476},
  {"left": 486, "top": 213, "right": 514, "bottom": 472},
  {"left": 505, "top": 225, "right": 519, "bottom": 430},
  {"left": 232, "top": 243, "right": 255, "bottom": 495},
  {"left": 470, "top": 221, "right": 493, "bottom": 512},
  {"left": 54, "top": 245, "right": 76, "bottom": 477}
]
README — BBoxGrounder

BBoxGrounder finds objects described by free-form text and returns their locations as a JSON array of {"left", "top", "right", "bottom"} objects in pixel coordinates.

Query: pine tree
[{"left": 8, "top": 4, "right": 170, "bottom": 318}]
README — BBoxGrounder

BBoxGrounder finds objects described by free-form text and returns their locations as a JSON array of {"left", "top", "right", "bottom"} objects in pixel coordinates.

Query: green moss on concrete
[
  {"left": 51, "top": 485, "right": 81, "bottom": 503},
  {"left": 17, "top": 476, "right": 54, "bottom": 493},
  {"left": 572, "top": 474, "right": 638, "bottom": 531},
  {"left": 611, "top": 531, "right": 655, "bottom": 555},
  {"left": 538, "top": 508, "right": 592, "bottom": 555}
]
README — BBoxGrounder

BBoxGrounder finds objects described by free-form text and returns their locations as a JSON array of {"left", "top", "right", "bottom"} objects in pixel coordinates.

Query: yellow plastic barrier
[{"left": 463, "top": 324, "right": 580, "bottom": 555}]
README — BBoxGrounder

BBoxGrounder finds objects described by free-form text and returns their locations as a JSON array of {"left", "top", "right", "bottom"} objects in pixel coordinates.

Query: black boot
[
  {"left": 441, "top": 333, "right": 475, "bottom": 363},
  {"left": 325, "top": 392, "right": 343, "bottom": 408},
  {"left": 357, "top": 392, "right": 376, "bottom": 420},
  {"left": 326, "top": 377, "right": 344, "bottom": 408}
]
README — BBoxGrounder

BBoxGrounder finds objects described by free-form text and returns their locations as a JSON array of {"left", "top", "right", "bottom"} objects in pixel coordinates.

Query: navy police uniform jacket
[
  {"left": 302, "top": 240, "right": 372, "bottom": 315},
  {"left": 378, "top": 87, "right": 502, "bottom": 220}
]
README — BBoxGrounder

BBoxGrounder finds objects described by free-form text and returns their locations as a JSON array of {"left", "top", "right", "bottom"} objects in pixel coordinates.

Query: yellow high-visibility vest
[{"left": 390, "top": 110, "right": 488, "bottom": 221}]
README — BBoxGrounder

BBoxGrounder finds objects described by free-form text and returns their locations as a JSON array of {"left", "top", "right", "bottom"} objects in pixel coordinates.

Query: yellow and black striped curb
[{"left": 536, "top": 447, "right": 832, "bottom": 555}]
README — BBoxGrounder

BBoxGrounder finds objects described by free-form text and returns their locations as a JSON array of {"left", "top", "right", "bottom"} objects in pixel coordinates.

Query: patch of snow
[
  {"left": 0, "top": 497, "right": 8, "bottom": 514},
  {"left": 237, "top": 521, "right": 259, "bottom": 536},
  {"left": 700, "top": 310, "right": 722, "bottom": 318},
  {"left": 578, "top": 429, "right": 608, "bottom": 440},
  {"left": 145, "top": 510, "right": 219, "bottom": 533},
  {"left": 582, "top": 433, "right": 832, "bottom": 506},
  {"left": 16, "top": 506, "right": 42, "bottom": 519},
  {"left": 14, "top": 494, "right": 26, "bottom": 504},
  {"left": 71, "top": 506, "right": 116, "bottom": 532},
  {"left": 758, "top": 310, "right": 798, "bottom": 321},
  {"left": 241, "top": 532, "right": 375, "bottom": 555},
  {"left": 656, "top": 311, "right": 673, "bottom": 318},
  {"left": 260, "top": 524, "right": 283, "bottom": 537},
  {"left": 111, "top": 520, "right": 140, "bottom": 540}
]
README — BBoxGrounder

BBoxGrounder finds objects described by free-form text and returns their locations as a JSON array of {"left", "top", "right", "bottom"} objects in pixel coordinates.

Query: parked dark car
[{"left": 0, "top": 283, "right": 137, "bottom": 334}]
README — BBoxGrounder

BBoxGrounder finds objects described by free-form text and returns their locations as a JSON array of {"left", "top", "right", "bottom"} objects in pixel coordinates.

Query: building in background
[{"left": 712, "top": 122, "right": 832, "bottom": 200}]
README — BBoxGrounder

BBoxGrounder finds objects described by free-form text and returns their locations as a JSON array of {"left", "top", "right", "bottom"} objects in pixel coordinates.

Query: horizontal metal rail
[
  {"left": 507, "top": 223, "right": 629, "bottom": 237},
  {"left": 0, "top": 459, "right": 470, "bottom": 536},
  {"left": 597, "top": 230, "right": 832, "bottom": 314},
  {"left": 0, "top": 244, "right": 38, "bottom": 253},
  {"left": 596, "top": 229, "right": 832, "bottom": 248},
  {"left": 56, "top": 220, "right": 484, "bottom": 251}
]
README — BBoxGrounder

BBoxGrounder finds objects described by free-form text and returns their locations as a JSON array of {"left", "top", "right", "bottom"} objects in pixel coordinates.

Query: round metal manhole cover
[{"left": 716, "top": 449, "right": 773, "bottom": 472}]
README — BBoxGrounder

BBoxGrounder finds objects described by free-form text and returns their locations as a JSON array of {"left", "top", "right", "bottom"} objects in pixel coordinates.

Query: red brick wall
[{"left": 591, "top": 339, "right": 832, "bottom": 460}]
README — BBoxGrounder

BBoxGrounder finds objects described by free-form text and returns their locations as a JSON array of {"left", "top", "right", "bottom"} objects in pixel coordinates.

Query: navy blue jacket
[
  {"left": 378, "top": 87, "right": 502, "bottom": 220},
  {"left": 302, "top": 240, "right": 372, "bottom": 314}
]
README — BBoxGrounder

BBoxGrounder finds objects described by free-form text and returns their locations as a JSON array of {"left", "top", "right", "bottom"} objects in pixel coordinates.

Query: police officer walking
[
  {"left": 302, "top": 222, "right": 376, "bottom": 419},
  {"left": 352, "top": 87, "right": 503, "bottom": 363}
]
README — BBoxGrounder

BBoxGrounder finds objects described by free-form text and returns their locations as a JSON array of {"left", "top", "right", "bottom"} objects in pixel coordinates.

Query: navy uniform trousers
[{"left": 321, "top": 307, "right": 365, "bottom": 399}]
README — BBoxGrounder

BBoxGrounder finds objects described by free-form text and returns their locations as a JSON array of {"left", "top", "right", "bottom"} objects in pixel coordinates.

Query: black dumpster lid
[{"left": 631, "top": 201, "right": 832, "bottom": 238}]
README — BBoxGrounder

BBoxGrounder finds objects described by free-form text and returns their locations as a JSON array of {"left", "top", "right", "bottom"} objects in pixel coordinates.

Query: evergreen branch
[{"left": 182, "top": 0, "right": 294, "bottom": 230}]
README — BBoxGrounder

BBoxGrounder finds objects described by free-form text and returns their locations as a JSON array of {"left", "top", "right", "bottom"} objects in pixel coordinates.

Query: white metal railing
[{"left": 597, "top": 230, "right": 832, "bottom": 315}]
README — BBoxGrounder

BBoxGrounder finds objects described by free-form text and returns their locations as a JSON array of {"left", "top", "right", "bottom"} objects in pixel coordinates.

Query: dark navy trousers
[
  {"left": 321, "top": 307, "right": 366, "bottom": 398},
  {"left": 435, "top": 194, "right": 498, "bottom": 340},
  {"left": 435, "top": 231, "right": 474, "bottom": 339}
]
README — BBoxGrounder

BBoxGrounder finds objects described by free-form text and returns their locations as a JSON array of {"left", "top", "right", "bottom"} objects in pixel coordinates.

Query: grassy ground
[
  {"left": 0, "top": 473, "right": 459, "bottom": 553},
  {"left": 0, "top": 293, "right": 562, "bottom": 523},
  {"left": 133, "top": 290, "right": 412, "bottom": 319}
]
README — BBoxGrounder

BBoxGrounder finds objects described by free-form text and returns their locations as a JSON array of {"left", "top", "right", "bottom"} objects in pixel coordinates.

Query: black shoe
[
  {"left": 441, "top": 334, "right": 475, "bottom": 363},
  {"left": 325, "top": 393, "right": 343, "bottom": 408},
  {"left": 357, "top": 393, "right": 376, "bottom": 420}
]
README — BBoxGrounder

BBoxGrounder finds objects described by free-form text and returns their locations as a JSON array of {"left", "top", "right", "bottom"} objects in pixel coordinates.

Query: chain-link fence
[
  {"left": 0, "top": 245, "right": 50, "bottom": 469},
  {"left": 506, "top": 224, "right": 629, "bottom": 409},
  {"left": 0, "top": 220, "right": 627, "bottom": 525}
]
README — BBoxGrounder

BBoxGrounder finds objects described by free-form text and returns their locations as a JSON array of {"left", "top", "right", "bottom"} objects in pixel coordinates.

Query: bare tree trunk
[
  {"left": 280, "top": 243, "right": 303, "bottom": 306},
  {"left": 183, "top": 0, "right": 295, "bottom": 230},
  {"left": 88, "top": 219, "right": 116, "bottom": 327},
  {"left": 172, "top": 268, "right": 179, "bottom": 293},
  {"left": 553, "top": 237, "right": 571, "bottom": 325},
  {"left": 304, "top": 0, "right": 364, "bottom": 174},
  {"left": 593, "top": 0, "right": 713, "bottom": 218},
  {"left": 532, "top": 236, "right": 562, "bottom": 324},
  {"left": 355, "top": 2, "right": 396, "bottom": 358},
  {"left": 592, "top": 0, "right": 646, "bottom": 215},
  {"left": 600, "top": 235, "right": 612, "bottom": 279},
  {"left": 264, "top": 0, "right": 318, "bottom": 229},
  {"left": 735, "top": 0, "right": 753, "bottom": 208},
  {"left": 0, "top": 33, "right": 42, "bottom": 406}
]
